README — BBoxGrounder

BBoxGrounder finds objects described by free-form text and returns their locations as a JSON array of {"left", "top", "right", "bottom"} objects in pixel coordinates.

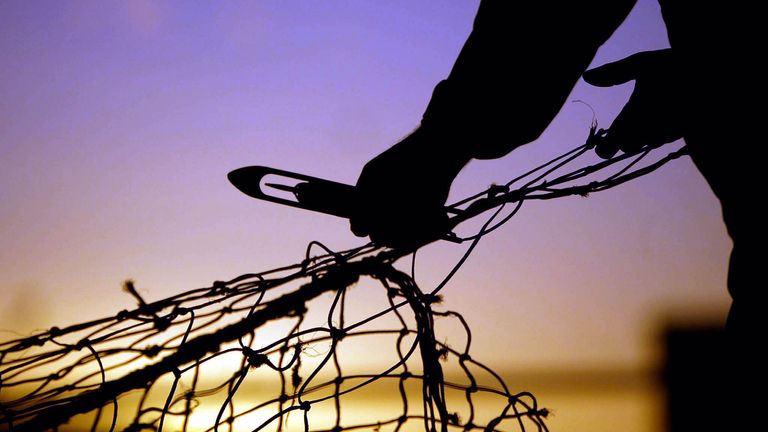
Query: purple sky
[{"left": 1, "top": 0, "right": 730, "bottom": 408}]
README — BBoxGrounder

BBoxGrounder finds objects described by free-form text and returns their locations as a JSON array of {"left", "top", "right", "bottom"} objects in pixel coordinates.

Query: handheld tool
[
  {"left": 228, "top": 166, "right": 359, "bottom": 219},
  {"left": 228, "top": 165, "right": 501, "bottom": 244}
]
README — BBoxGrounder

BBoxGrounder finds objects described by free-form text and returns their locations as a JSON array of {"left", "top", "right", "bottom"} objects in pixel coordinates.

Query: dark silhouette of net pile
[{"left": 0, "top": 128, "right": 688, "bottom": 432}]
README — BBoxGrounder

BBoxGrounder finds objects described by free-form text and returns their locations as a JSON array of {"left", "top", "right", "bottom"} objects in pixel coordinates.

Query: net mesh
[
  {"left": 0, "top": 249, "right": 548, "bottom": 432},
  {"left": 1, "top": 133, "right": 688, "bottom": 431}
]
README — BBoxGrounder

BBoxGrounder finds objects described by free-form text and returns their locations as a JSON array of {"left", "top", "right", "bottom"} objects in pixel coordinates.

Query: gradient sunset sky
[{"left": 1, "top": 1, "right": 732, "bottom": 429}]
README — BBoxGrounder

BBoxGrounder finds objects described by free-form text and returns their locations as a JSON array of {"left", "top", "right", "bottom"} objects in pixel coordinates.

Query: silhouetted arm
[
  {"left": 352, "top": 1, "right": 636, "bottom": 247},
  {"left": 422, "top": 1, "right": 637, "bottom": 159}
]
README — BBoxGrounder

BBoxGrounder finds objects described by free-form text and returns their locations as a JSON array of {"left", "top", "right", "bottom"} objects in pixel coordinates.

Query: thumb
[{"left": 583, "top": 50, "right": 667, "bottom": 87}]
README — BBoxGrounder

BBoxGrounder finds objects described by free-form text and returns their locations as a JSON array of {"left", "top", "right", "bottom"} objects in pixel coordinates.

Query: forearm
[{"left": 421, "top": 0, "right": 636, "bottom": 159}]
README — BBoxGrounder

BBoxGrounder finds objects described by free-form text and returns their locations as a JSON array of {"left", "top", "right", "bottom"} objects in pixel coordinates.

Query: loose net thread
[{"left": 0, "top": 129, "right": 689, "bottom": 432}]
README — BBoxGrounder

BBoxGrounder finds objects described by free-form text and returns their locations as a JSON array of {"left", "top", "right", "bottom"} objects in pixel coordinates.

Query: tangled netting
[{"left": 0, "top": 125, "right": 689, "bottom": 432}]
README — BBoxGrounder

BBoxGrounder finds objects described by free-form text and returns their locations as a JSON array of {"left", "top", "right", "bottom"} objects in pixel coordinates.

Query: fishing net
[{"left": 0, "top": 130, "right": 688, "bottom": 431}]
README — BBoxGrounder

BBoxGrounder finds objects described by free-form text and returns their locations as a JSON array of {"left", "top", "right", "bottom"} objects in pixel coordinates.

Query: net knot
[
  {"left": 487, "top": 183, "right": 509, "bottom": 198},
  {"left": 75, "top": 338, "right": 90, "bottom": 350},
  {"left": 153, "top": 316, "right": 172, "bottom": 331},
  {"left": 143, "top": 345, "right": 162, "bottom": 358},
  {"left": 421, "top": 293, "right": 442, "bottom": 305},
  {"left": 438, "top": 346, "right": 450, "bottom": 360},
  {"left": 447, "top": 412, "right": 460, "bottom": 425},
  {"left": 243, "top": 347, "right": 268, "bottom": 368},
  {"left": 328, "top": 326, "right": 346, "bottom": 341}
]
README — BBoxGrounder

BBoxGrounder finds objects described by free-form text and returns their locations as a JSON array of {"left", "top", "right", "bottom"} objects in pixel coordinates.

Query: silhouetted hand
[
  {"left": 583, "top": 49, "right": 683, "bottom": 158},
  {"left": 351, "top": 127, "right": 471, "bottom": 249}
]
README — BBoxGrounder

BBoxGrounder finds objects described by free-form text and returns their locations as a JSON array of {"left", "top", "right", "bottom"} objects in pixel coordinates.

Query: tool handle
[{"left": 228, "top": 166, "right": 357, "bottom": 218}]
